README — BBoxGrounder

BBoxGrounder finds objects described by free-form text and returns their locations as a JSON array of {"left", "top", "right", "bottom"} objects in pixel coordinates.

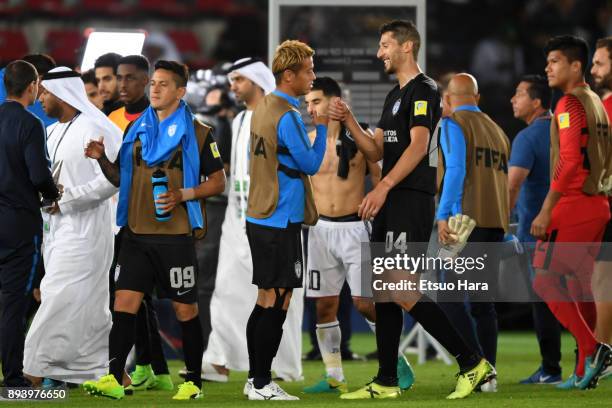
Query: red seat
[
  {"left": 83, "top": 0, "right": 132, "bottom": 15},
  {"left": 26, "top": 0, "right": 74, "bottom": 15},
  {"left": 46, "top": 29, "right": 84, "bottom": 66},
  {"left": 0, "top": 30, "right": 28, "bottom": 63},
  {"left": 167, "top": 30, "right": 212, "bottom": 69},
  {"left": 167, "top": 30, "right": 202, "bottom": 55}
]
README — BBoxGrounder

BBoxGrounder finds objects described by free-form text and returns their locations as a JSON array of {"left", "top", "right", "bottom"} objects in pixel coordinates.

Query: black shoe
[
  {"left": 342, "top": 350, "right": 366, "bottom": 361},
  {"left": 303, "top": 349, "right": 322, "bottom": 361},
  {"left": 366, "top": 350, "right": 378, "bottom": 360}
]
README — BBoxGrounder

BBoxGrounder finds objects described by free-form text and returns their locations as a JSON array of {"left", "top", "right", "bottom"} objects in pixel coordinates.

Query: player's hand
[
  {"left": 33, "top": 288, "right": 41, "bottom": 303},
  {"left": 84, "top": 136, "right": 106, "bottom": 160},
  {"left": 311, "top": 106, "right": 329, "bottom": 127},
  {"left": 155, "top": 189, "right": 183, "bottom": 213},
  {"left": 530, "top": 210, "right": 551, "bottom": 240},
  {"left": 437, "top": 219, "right": 454, "bottom": 244},
  {"left": 328, "top": 98, "right": 349, "bottom": 122},
  {"left": 599, "top": 173, "right": 612, "bottom": 195},
  {"left": 44, "top": 200, "right": 61, "bottom": 215},
  {"left": 358, "top": 183, "right": 389, "bottom": 221}
]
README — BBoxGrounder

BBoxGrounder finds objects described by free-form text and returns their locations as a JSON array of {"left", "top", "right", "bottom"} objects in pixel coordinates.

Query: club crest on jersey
[
  {"left": 558, "top": 113, "right": 570, "bottom": 129},
  {"left": 294, "top": 261, "right": 302, "bottom": 279},
  {"left": 392, "top": 99, "right": 401, "bottom": 116},
  {"left": 414, "top": 100, "right": 428, "bottom": 116},
  {"left": 167, "top": 124, "right": 177, "bottom": 137}
]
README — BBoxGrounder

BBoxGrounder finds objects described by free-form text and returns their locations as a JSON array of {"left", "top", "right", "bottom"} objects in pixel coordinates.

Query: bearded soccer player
[
  {"left": 329, "top": 20, "right": 492, "bottom": 400},
  {"left": 531, "top": 35, "right": 612, "bottom": 390},
  {"left": 82, "top": 60, "right": 226, "bottom": 400},
  {"left": 591, "top": 37, "right": 612, "bottom": 356},
  {"left": 302, "top": 77, "right": 417, "bottom": 394},
  {"left": 94, "top": 53, "right": 123, "bottom": 115}
]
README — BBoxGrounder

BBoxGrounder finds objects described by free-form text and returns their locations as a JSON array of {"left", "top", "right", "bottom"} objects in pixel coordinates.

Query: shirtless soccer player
[{"left": 302, "top": 77, "right": 415, "bottom": 394}]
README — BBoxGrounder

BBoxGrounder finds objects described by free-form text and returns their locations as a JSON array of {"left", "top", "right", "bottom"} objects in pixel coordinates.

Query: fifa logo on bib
[
  {"left": 294, "top": 261, "right": 302, "bottom": 279},
  {"left": 168, "top": 124, "right": 177, "bottom": 137}
]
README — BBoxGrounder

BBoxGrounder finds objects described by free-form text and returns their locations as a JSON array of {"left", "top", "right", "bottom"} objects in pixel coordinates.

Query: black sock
[
  {"left": 147, "top": 303, "right": 169, "bottom": 375},
  {"left": 109, "top": 311, "right": 137, "bottom": 384},
  {"left": 181, "top": 316, "right": 204, "bottom": 388},
  {"left": 253, "top": 307, "right": 288, "bottom": 389},
  {"left": 408, "top": 296, "right": 480, "bottom": 371},
  {"left": 247, "top": 304, "right": 265, "bottom": 379},
  {"left": 374, "top": 302, "right": 403, "bottom": 386},
  {"left": 267, "top": 308, "right": 287, "bottom": 365},
  {"left": 134, "top": 303, "right": 151, "bottom": 366}
]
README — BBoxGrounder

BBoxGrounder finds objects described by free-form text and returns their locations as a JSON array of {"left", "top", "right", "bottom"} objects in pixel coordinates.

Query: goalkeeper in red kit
[{"left": 531, "top": 35, "right": 612, "bottom": 390}]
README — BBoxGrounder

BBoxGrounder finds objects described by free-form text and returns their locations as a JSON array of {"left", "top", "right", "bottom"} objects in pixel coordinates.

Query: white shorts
[{"left": 306, "top": 218, "right": 372, "bottom": 298}]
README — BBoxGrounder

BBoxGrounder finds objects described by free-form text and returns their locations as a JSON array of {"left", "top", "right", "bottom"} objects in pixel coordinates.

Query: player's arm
[
  {"left": 280, "top": 110, "right": 327, "bottom": 175},
  {"left": 508, "top": 133, "right": 535, "bottom": 212},
  {"left": 157, "top": 132, "right": 226, "bottom": 212},
  {"left": 330, "top": 100, "right": 383, "bottom": 162},
  {"left": 436, "top": 119, "right": 467, "bottom": 242},
  {"left": 24, "top": 119, "right": 60, "bottom": 201},
  {"left": 508, "top": 167, "right": 529, "bottom": 212},
  {"left": 85, "top": 137, "right": 121, "bottom": 187},
  {"left": 366, "top": 159, "right": 382, "bottom": 187}
]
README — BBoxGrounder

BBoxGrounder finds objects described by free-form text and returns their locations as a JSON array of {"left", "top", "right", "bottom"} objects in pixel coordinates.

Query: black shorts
[
  {"left": 372, "top": 189, "right": 435, "bottom": 245},
  {"left": 596, "top": 219, "right": 612, "bottom": 261},
  {"left": 246, "top": 221, "right": 303, "bottom": 289},
  {"left": 115, "top": 229, "right": 198, "bottom": 304}
]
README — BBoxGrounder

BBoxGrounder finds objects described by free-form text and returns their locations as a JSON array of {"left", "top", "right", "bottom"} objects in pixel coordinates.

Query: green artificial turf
[{"left": 9, "top": 332, "right": 612, "bottom": 407}]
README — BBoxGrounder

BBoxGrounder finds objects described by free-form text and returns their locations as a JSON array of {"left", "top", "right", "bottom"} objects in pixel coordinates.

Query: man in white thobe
[
  {"left": 23, "top": 67, "right": 122, "bottom": 384},
  {"left": 202, "top": 58, "right": 303, "bottom": 382}
]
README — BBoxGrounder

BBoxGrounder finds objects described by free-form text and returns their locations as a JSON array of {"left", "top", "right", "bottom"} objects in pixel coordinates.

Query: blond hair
[{"left": 272, "top": 40, "right": 314, "bottom": 81}]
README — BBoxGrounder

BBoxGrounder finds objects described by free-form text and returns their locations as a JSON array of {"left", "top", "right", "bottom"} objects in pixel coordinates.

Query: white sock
[
  {"left": 316, "top": 321, "right": 344, "bottom": 381},
  {"left": 366, "top": 319, "right": 376, "bottom": 334}
]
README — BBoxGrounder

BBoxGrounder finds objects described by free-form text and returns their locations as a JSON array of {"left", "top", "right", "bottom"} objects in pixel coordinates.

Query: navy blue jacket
[{"left": 0, "top": 100, "right": 58, "bottom": 247}]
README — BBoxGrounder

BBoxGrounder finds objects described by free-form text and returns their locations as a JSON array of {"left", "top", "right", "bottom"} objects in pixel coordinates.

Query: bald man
[{"left": 436, "top": 73, "right": 510, "bottom": 392}]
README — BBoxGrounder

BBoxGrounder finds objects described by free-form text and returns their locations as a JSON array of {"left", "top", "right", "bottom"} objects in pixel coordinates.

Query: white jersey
[
  {"left": 23, "top": 114, "right": 121, "bottom": 383},
  {"left": 203, "top": 110, "right": 303, "bottom": 380}
]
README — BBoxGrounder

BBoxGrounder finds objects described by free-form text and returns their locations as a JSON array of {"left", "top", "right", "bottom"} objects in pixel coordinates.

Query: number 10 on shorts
[{"left": 170, "top": 266, "right": 195, "bottom": 289}]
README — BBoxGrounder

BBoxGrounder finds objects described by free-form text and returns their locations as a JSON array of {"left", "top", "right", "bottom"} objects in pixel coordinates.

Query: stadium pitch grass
[{"left": 23, "top": 332, "right": 612, "bottom": 407}]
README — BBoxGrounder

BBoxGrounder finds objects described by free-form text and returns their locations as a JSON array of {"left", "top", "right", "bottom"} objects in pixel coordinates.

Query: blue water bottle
[{"left": 152, "top": 169, "right": 171, "bottom": 221}]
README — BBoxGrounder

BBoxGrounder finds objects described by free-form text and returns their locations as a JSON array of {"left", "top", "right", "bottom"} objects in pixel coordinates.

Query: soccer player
[
  {"left": 106, "top": 54, "right": 174, "bottom": 393},
  {"left": 109, "top": 55, "right": 150, "bottom": 131},
  {"left": 329, "top": 20, "right": 492, "bottom": 400},
  {"left": 23, "top": 66, "right": 123, "bottom": 386},
  {"left": 302, "top": 77, "right": 416, "bottom": 394},
  {"left": 203, "top": 57, "right": 304, "bottom": 385},
  {"left": 82, "top": 60, "right": 226, "bottom": 400},
  {"left": 508, "top": 75, "right": 563, "bottom": 385},
  {"left": 591, "top": 37, "right": 612, "bottom": 352},
  {"left": 0, "top": 60, "right": 60, "bottom": 388},
  {"left": 531, "top": 35, "right": 612, "bottom": 390},
  {"left": 245, "top": 40, "right": 327, "bottom": 400},
  {"left": 81, "top": 70, "right": 104, "bottom": 110},
  {"left": 94, "top": 52, "right": 123, "bottom": 115}
]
